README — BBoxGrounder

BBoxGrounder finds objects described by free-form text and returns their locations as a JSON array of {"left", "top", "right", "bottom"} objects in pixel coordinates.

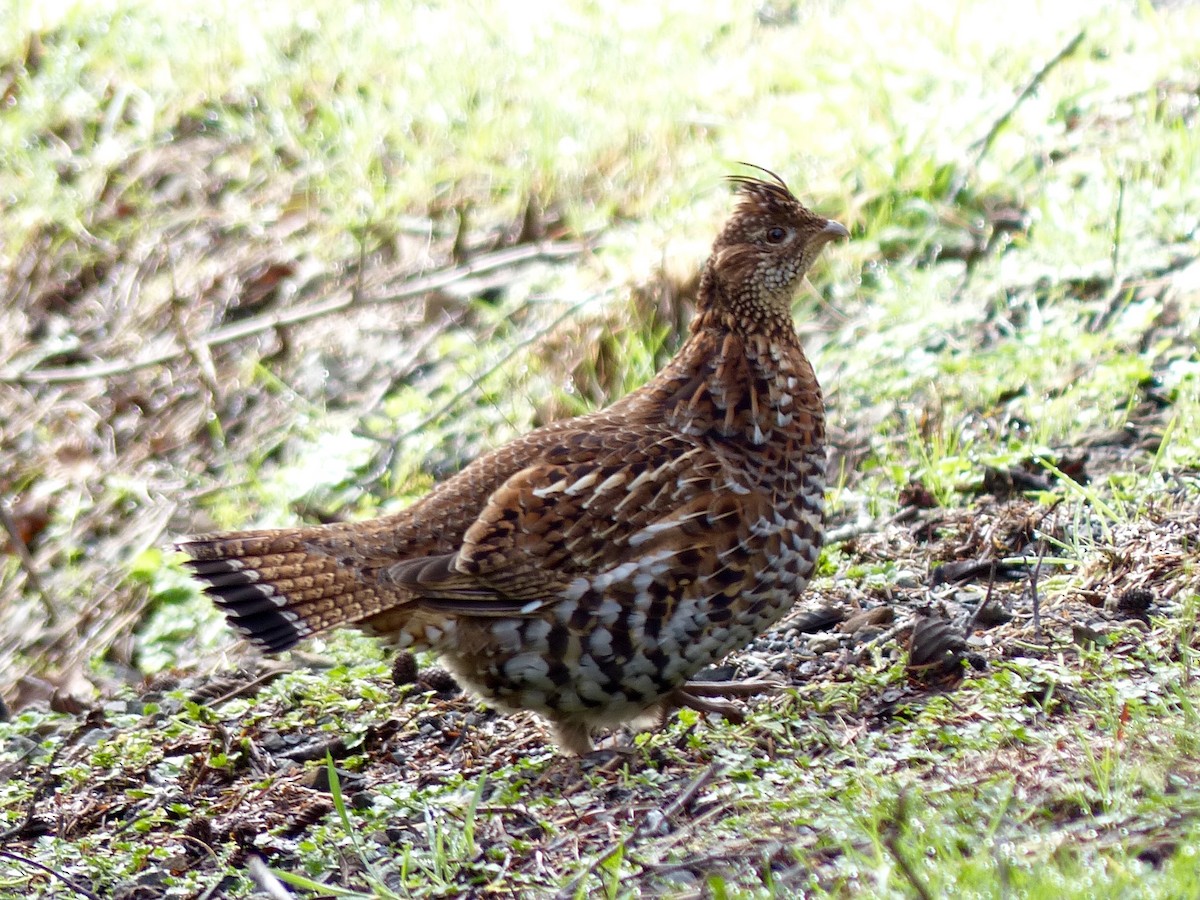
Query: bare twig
[
  {"left": 170, "top": 295, "right": 224, "bottom": 410},
  {"left": 0, "top": 499, "right": 57, "bottom": 626},
  {"left": 194, "top": 873, "right": 234, "bottom": 900},
  {"left": 654, "top": 763, "right": 722, "bottom": 830},
  {"left": 948, "top": 28, "right": 1086, "bottom": 203},
  {"left": 1111, "top": 174, "right": 1126, "bottom": 281},
  {"left": 1029, "top": 539, "right": 1048, "bottom": 642},
  {"left": 797, "top": 503, "right": 918, "bottom": 546},
  {"left": 552, "top": 842, "right": 627, "bottom": 900},
  {"left": 167, "top": 253, "right": 223, "bottom": 408},
  {"left": 2, "top": 241, "right": 584, "bottom": 385},
  {"left": 0, "top": 849, "right": 102, "bottom": 899},
  {"left": 964, "top": 562, "right": 997, "bottom": 638},
  {"left": 824, "top": 513, "right": 880, "bottom": 545},
  {"left": 168, "top": 256, "right": 226, "bottom": 451},
  {"left": 0, "top": 736, "right": 64, "bottom": 844},
  {"left": 198, "top": 664, "right": 293, "bottom": 708},
  {"left": 357, "top": 290, "right": 602, "bottom": 483},
  {"left": 881, "top": 790, "right": 935, "bottom": 900},
  {"left": 443, "top": 309, "right": 523, "bottom": 435},
  {"left": 970, "top": 29, "right": 1087, "bottom": 171}
]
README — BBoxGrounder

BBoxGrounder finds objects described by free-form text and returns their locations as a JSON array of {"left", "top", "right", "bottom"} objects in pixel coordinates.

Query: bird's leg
[{"left": 551, "top": 718, "right": 595, "bottom": 756}]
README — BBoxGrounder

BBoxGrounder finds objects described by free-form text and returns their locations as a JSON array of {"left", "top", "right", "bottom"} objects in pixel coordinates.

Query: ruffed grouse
[{"left": 178, "top": 170, "right": 848, "bottom": 754}]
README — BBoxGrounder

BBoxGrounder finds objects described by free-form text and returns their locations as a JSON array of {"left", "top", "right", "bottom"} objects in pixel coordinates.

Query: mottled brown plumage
[{"left": 178, "top": 169, "right": 848, "bottom": 753}]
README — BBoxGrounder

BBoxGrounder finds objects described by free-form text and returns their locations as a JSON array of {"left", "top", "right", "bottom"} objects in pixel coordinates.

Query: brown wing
[{"left": 384, "top": 427, "right": 761, "bottom": 616}]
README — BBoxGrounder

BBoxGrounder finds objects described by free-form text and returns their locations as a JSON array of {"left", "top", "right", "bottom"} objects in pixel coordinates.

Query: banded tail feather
[{"left": 178, "top": 529, "right": 403, "bottom": 652}]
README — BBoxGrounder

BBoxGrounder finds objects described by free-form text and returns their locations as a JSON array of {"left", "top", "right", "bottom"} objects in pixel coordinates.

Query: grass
[{"left": 1, "top": 0, "right": 1199, "bottom": 896}]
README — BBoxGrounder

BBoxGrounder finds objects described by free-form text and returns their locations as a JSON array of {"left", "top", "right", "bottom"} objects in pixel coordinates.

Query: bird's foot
[
  {"left": 668, "top": 676, "right": 786, "bottom": 723},
  {"left": 551, "top": 719, "right": 596, "bottom": 756},
  {"left": 551, "top": 720, "right": 641, "bottom": 770}
]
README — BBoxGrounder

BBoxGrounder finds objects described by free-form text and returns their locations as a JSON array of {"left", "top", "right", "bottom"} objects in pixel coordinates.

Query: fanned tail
[{"left": 177, "top": 526, "right": 405, "bottom": 652}]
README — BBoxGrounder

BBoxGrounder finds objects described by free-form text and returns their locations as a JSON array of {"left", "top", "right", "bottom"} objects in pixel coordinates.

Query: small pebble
[
  {"left": 808, "top": 634, "right": 841, "bottom": 654},
  {"left": 972, "top": 600, "right": 1013, "bottom": 629}
]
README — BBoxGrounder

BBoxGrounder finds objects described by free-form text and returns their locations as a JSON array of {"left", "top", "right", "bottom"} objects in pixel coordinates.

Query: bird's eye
[{"left": 766, "top": 226, "right": 788, "bottom": 243}]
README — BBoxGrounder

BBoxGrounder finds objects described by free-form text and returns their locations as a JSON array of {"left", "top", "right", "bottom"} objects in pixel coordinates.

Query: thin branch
[
  {"left": 0, "top": 499, "right": 57, "bottom": 626},
  {"left": 357, "top": 290, "right": 603, "bottom": 482},
  {"left": 199, "top": 664, "right": 292, "bottom": 708},
  {"left": 0, "top": 849, "right": 102, "bottom": 900},
  {"left": 881, "top": 791, "right": 935, "bottom": 900},
  {"left": 168, "top": 256, "right": 226, "bottom": 451},
  {"left": 964, "top": 562, "right": 997, "bottom": 638},
  {"left": 1029, "top": 539, "right": 1048, "bottom": 643},
  {"left": 552, "top": 842, "right": 626, "bottom": 900},
  {"left": 363, "top": 240, "right": 582, "bottom": 305},
  {"left": 656, "top": 763, "right": 721, "bottom": 826},
  {"left": 1111, "top": 173, "right": 1126, "bottom": 281},
  {"left": 442, "top": 309, "right": 523, "bottom": 436},
  {"left": 970, "top": 29, "right": 1087, "bottom": 171},
  {"left": 2, "top": 241, "right": 584, "bottom": 385},
  {"left": 948, "top": 28, "right": 1086, "bottom": 203},
  {"left": 825, "top": 508, "right": 918, "bottom": 546}
]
